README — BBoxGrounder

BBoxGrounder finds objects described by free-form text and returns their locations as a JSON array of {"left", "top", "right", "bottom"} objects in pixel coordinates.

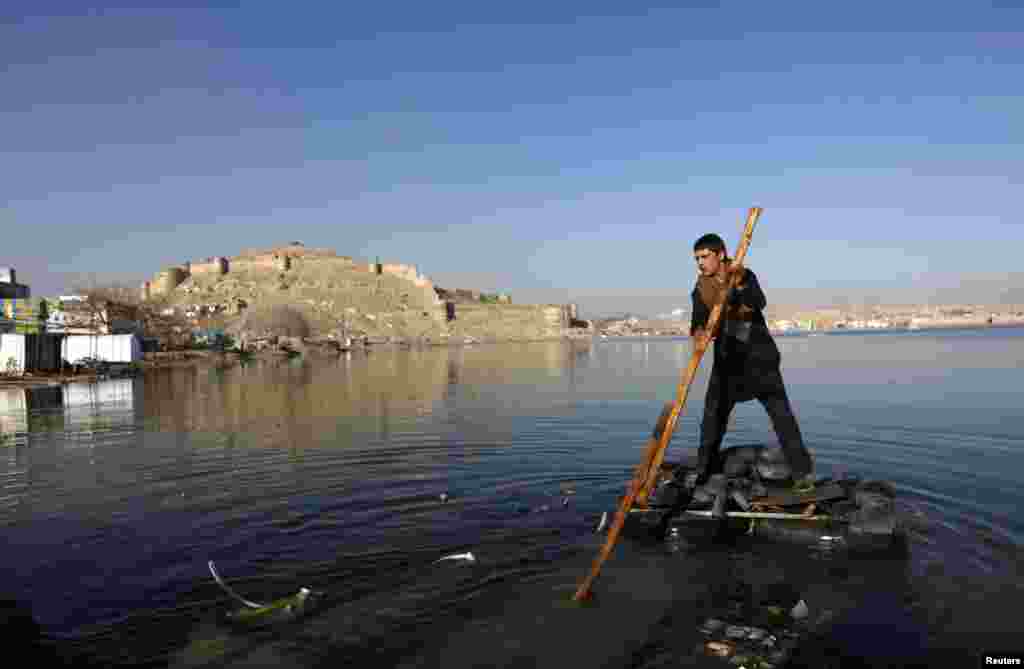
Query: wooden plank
[{"left": 683, "top": 510, "right": 834, "bottom": 521}]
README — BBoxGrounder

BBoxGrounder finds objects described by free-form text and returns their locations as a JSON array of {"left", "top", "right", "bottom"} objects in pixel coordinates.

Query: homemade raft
[{"left": 620, "top": 445, "right": 904, "bottom": 552}]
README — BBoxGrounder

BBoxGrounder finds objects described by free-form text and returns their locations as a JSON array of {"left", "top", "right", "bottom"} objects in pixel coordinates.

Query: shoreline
[
  {"left": 0, "top": 335, "right": 591, "bottom": 387},
  {"left": 600, "top": 321, "right": 1024, "bottom": 338},
  {"left": 1, "top": 324, "right": 1020, "bottom": 388}
]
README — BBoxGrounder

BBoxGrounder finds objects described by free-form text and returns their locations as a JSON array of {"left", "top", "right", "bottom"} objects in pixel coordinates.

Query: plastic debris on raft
[
  {"left": 790, "top": 599, "right": 809, "bottom": 620},
  {"left": 699, "top": 618, "right": 727, "bottom": 635},
  {"left": 638, "top": 446, "right": 905, "bottom": 553},
  {"left": 434, "top": 552, "right": 476, "bottom": 564},
  {"left": 724, "top": 625, "right": 749, "bottom": 640},
  {"left": 705, "top": 641, "right": 735, "bottom": 657}
]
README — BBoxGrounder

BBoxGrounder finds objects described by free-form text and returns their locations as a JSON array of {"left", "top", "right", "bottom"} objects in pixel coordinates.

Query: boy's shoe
[{"left": 791, "top": 475, "right": 816, "bottom": 495}]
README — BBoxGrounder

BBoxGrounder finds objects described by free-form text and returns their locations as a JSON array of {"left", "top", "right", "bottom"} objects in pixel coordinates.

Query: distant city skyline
[
  {"left": 4, "top": 2, "right": 1023, "bottom": 317},
  {"left": 9, "top": 254, "right": 1024, "bottom": 321}
]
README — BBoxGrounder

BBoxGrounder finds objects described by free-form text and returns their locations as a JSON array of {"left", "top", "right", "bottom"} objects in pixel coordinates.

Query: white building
[
  {"left": 62, "top": 334, "right": 143, "bottom": 364},
  {"left": 0, "top": 387, "right": 28, "bottom": 440},
  {"left": 0, "top": 334, "right": 25, "bottom": 373}
]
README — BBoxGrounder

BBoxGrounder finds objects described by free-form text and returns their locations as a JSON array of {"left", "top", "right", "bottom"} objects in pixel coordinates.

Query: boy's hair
[{"left": 693, "top": 233, "right": 726, "bottom": 255}]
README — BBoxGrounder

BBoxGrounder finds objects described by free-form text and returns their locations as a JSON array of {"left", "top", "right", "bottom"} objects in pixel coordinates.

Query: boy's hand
[
  {"left": 728, "top": 263, "right": 747, "bottom": 285},
  {"left": 727, "top": 263, "right": 747, "bottom": 291}
]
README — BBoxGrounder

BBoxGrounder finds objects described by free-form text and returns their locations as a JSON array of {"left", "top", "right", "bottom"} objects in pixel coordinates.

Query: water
[{"left": 1, "top": 329, "right": 1022, "bottom": 667}]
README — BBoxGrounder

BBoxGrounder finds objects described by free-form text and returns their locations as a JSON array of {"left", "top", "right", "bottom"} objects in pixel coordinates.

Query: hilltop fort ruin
[
  {"left": 141, "top": 242, "right": 435, "bottom": 301},
  {"left": 137, "top": 242, "right": 576, "bottom": 343}
]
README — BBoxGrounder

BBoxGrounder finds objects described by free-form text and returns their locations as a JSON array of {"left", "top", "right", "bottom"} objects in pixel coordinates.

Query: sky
[{"left": 3, "top": 1, "right": 1023, "bottom": 317}]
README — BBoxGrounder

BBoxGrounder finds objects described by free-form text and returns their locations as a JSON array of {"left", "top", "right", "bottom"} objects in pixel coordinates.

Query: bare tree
[
  {"left": 66, "top": 282, "right": 193, "bottom": 348},
  {"left": 67, "top": 284, "right": 138, "bottom": 333}
]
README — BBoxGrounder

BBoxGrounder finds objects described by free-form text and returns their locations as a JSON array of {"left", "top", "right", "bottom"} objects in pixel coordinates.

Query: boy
[{"left": 687, "top": 233, "right": 813, "bottom": 488}]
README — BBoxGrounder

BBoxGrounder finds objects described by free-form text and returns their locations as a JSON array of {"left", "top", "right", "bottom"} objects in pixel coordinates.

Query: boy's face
[{"left": 694, "top": 248, "right": 725, "bottom": 276}]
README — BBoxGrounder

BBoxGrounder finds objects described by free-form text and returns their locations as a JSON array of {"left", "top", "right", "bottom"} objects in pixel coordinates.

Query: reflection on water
[
  {"left": 137, "top": 341, "right": 596, "bottom": 440},
  {"left": 0, "top": 333, "right": 1022, "bottom": 667},
  {"left": 0, "top": 379, "right": 142, "bottom": 445},
  {"left": 0, "top": 387, "right": 28, "bottom": 441}
]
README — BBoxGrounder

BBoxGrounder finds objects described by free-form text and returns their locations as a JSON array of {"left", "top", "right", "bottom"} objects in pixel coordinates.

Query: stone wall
[
  {"left": 150, "top": 267, "right": 188, "bottom": 297},
  {"left": 231, "top": 254, "right": 286, "bottom": 273},
  {"left": 237, "top": 243, "right": 338, "bottom": 260},
  {"left": 190, "top": 257, "right": 229, "bottom": 276},
  {"left": 141, "top": 244, "right": 447, "bottom": 318},
  {"left": 435, "top": 287, "right": 511, "bottom": 305},
  {"left": 231, "top": 243, "right": 342, "bottom": 273},
  {"left": 380, "top": 263, "right": 418, "bottom": 282},
  {"left": 444, "top": 303, "right": 572, "bottom": 341},
  {"left": 367, "top": 262, "right": 437, "bottom": 302},
  {"left": 435, "top": 287, "right": 480, "bottom": 303}
]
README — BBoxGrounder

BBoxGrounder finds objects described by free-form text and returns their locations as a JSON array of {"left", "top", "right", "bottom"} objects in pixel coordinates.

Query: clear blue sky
[{"left": 3, "top": 1, "right": 1023, "bottom": 316}]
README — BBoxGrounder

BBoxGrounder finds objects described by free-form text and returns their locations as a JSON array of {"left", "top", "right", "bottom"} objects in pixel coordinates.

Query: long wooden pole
[
  {"left": 572, "top": 207, "right": 762, "bottom": 602},
  {"left": 637, "top": 207, "right": 761, "bottom": 502}
]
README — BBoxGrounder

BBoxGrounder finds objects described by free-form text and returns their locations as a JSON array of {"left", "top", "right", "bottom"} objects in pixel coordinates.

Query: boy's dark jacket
[{"left": 690, "top": 263, "right": 783, "bottom": 402}]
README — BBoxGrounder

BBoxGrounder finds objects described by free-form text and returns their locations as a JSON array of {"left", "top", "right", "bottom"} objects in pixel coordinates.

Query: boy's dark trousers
[{"left": 696, "top": 370, "right": 813, "bottom": 481}]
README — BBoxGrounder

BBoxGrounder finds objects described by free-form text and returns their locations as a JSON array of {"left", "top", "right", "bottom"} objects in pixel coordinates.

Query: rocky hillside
[
  {"left": 158, "top": 251, "right": 447, "bottom": 342},
  {"left": 142, "top": 243, "right": 580, "bottom": 345}
]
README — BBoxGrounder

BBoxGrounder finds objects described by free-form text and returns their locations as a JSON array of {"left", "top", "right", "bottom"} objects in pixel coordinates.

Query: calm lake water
[{"left": 2, "top": 328, "right": 1023, "bottom": 667}]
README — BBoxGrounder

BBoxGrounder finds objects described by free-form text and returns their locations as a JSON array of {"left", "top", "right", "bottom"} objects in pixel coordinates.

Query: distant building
[
  {"left": 35, "top": 297, "right": 140, "bottom": 335},
  {"left": 0, "top": 267, "right": 30, "bottom": 299}
]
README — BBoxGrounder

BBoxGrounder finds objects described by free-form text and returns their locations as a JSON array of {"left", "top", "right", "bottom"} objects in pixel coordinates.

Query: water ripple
[{"left": 0, "top": 335, "right": 1022, "bottom": 666}]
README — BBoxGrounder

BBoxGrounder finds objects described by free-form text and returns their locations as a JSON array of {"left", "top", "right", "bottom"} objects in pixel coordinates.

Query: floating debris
[
  {"left": 226, "top": 588, "right": 313, "bottom": 624},
  {"left": 790, "top": 599, "right": 809, "bottom": 620},
  {"left": 594, "top": 511, "right": 609, "bottom": 533},
  {"left": 695, "top": 597, "right": 804, "bottom": 668},
  {"left": 562, "top": 496, "right": 570, "bottom": 507},
  {"left": 209, "top": 560, "right": 315, "bottom": 625},
  {"left": 208, "top": 560, "right": 265, "bottom": 609},
  {"left": 439, "top": 493, "right": 449, "bottom": 503}
]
